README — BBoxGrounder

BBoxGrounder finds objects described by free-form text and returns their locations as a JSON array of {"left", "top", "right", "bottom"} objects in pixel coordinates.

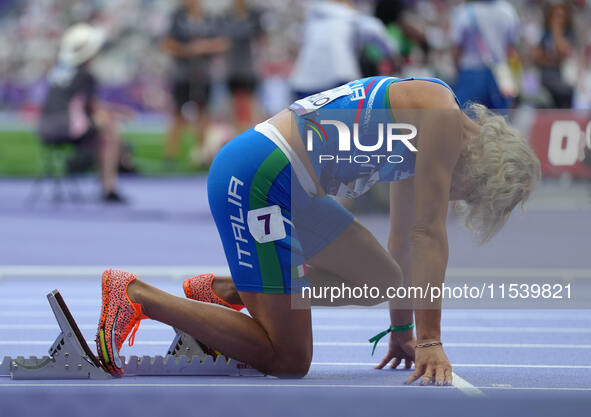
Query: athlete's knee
[
  {"left": 268, "top": 347, "right": 312, "bottom": 378},
  {"left": 270, "top": 353, "right": 312, "bottom": 378}
]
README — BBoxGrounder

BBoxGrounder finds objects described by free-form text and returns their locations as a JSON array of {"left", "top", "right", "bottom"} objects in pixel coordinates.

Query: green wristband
[{"left": 368, "top": 323, "right": 414, "bottom": 356}]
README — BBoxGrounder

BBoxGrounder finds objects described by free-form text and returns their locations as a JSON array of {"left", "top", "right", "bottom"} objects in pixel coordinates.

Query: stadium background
[{"left": 0, "top": 0, "right": 589, "bottom": 179}]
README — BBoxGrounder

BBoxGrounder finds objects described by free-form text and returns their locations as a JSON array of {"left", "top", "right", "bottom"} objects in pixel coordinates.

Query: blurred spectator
[
  {"left": 366, "top": 0, "right": 432, "bottom": 77},
  {"left": 1, "top": 0, "right": 588, "bottom": 120},
  {"left": 533, "top": 1, "right": 576, "bottom": 109},
  {"left": 38, "top": 23, "right": 130, "bottom": 203},
  {"left": 289, "top": 0, "right": 396, "bottom": 99},
  {"left": 224, "top": 0, "right": 263, "bottom": 133},
  {"left": 161, "top": 0, "right": 229, "bottom": 166},
  {"left": 450, "top": 0, "right": 520, "bottom": 109}
]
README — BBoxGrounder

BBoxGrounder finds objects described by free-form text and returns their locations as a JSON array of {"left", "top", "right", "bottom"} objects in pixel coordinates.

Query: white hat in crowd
[{"left": 58, "top": 23, "right": 106, "bottom": 66}]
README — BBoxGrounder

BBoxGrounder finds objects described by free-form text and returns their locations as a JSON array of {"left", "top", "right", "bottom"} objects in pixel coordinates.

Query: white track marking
[
  {"left": 445, "top": 267, "right": 591, "bottom": 280},
  {"left": 1, "top": 359, "right": 590, "bottom": 370},
  {"left": 312, "top": 325, "right": 591, "bottom": 333},
  {"left": 3, "top": 311, "right": 591, "bottom": 321},
  {"left": 0, "top": 383, "right": 450, "bottom": 389},
  {"left": 0, "top": 266, "right": 230, "bottom": 279},
  {"left": 311, "top": 310, "right": 591, "bottom": 320},
  {"left": 1, "top": 323, "right": 590, "bottom": 334},
  {"left": 313, "top": 342, "right": 591, "bottom": 349},
  {"left": 480, "top": 386, "right": 591, "bottom": 391},
  {"left": 0, "top": 266, "right": 589, "bottom": 280},
  {"left": 0, "top": 383, "right": 588, "bottom": 392},
  {"left": 0, "top": 341, "right": 172, "bottom": 346},
  {"left": 0, "top": 324, "right": 174, "bottom": 331},
  {"left": 0, "top": 298, "right": 99, "bottom": 306},
  {"left": 2, "top": 341, "right": 591, "bottom": 349},
  {"left": 312, "top": 362, "right": 591, "bottom": 369},
  {"left": 451, "top": 373, "right": 486, "bottom": 397},
  {"left": 0, "top": 311, "right": 99, "bottom": 318}
]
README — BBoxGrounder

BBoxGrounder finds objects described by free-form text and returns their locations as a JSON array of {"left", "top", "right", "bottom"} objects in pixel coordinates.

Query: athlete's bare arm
[
  {"left": 387, "top": 80, "right": 464, "bottom": 384},
  {"left": 373, "top": 177, "right": 416, "bottom": 370}
]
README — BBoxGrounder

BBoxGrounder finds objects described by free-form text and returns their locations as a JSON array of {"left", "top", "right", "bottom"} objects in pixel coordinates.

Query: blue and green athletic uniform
[{"left": 208, "top": 76, "right": 458, "bottom": 293}]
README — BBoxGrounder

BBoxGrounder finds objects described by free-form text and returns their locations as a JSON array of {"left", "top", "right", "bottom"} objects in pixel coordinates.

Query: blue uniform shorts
[{"left": 207, "top": 127, "right": 354, "bottom": 294}]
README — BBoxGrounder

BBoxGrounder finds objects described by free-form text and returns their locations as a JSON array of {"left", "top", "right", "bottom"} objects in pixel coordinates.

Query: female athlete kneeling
[{"left": 96, "top": 76, "right": 540, "bottom": 385}]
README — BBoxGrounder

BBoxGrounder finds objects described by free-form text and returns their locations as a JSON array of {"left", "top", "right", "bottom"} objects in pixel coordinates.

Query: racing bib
[
  {"left": 288, "top": 83, "right": 353, "bottom": 116},
  {"left": 247, "top": 205, "right": 287, "bottom": 243}
]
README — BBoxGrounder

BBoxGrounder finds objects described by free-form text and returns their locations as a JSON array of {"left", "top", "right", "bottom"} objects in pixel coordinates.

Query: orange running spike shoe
[
  {"left": 183, "top": 273, "right": 244, "bottom": 311},
  {"left": 96, "top": 269, "right": 148, "bottom": 377}
]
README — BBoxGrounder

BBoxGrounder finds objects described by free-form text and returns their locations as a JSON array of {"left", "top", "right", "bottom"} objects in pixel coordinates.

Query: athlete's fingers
[
  {"left": 434, "top": 366, "right": 445, "bottom": 386},
  {"left": 375, "top": 354, "right": 394, "bottom": 369},
  {"left": 444, "top": 368, "right": 453, "bottom": 386},
  {"left": 405, "top": 363, "right": 425, "bottom": 384},
  {"left": 420, "top": 365, "right": 434, "bottom": 386},
  {"left": 389, "top": 358, "right": 401, "bottom": 369},
  {"left": 404, "top": 358, "right": 412, "bottom": 369}
]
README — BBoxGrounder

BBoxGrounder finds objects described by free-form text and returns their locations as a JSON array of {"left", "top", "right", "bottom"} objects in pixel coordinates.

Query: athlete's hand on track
[
  {"left": 374, "top": 331, "right": 415, "bottom": 370},
  {"left": 405, "top": 344, "right": 452, "bottom": 386}
]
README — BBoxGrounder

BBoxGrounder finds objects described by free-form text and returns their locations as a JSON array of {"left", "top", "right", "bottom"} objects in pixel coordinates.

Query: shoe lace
[
  {"left": 128, "top": 319, "right": 142, "bottom": 347},
  {"left": 127, "top": 303, "right": 149, "bottom": 347}
]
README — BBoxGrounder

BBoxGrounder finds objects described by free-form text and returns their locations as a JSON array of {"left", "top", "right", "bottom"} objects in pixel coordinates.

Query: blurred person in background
[
  {"left": 533, "top": 1, "right": 576, "bottom": 109},
  {"left": 290, "top": 0, "right": 397, "bottom": 99},
  {"left": 450, "top": 0, "right": 520, "bottom": 109},
  {"left": 364, "top": 0, "right": 431, "bottom": 77},
  {"left": 38, "top": 23, "right": 129, "bottom": 203},
  {"left": 161, "top": 0, "right": 230, "bottom": 167},
  {"left": 224, "top": 0, "right": 263, "bottom": 134}
]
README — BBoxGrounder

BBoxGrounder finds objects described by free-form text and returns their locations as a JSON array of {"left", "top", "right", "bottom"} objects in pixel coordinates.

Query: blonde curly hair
[{"left": 454, "top": 104, "right": 541, "bottom": 244}]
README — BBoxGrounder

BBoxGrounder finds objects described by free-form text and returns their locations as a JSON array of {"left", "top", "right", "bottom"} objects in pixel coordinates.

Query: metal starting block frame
[{"left": 0, "top": 290, "right": 262, "bottom": 379}]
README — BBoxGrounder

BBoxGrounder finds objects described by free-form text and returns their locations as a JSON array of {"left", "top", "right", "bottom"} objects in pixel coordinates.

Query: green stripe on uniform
[
  {"left": 249, "top": 148, "right": 290, "bottom": 292},
  {"left": 384, "top": 79, "right": 398, "bottom": 123}
]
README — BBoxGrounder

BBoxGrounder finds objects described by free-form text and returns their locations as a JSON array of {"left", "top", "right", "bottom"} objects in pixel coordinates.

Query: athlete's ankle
[
  {"left": 211, "top": 275, "right": 242, "bottom": 306},
  {"left": 127, "top": 280, "right": 144, "bottom": 308}
]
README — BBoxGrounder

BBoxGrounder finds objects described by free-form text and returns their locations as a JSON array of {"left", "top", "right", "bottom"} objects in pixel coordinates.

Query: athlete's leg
[
  {"left": 127, "top": 279, "right": 312, "bottom": 377},
  {"left": 305, "top": 219, "right": 403, "bottom": 306},
  {"left": 212, "top": 268, "right": 372, "bottom": 307},
  {"left": 208, "top": 218, "right": 402, "bottom": 308}
]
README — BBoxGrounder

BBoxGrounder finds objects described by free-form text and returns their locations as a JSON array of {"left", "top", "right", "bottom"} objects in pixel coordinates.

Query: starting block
[{"left": 0, "top": 290, "right": 263, "bottom": 379}]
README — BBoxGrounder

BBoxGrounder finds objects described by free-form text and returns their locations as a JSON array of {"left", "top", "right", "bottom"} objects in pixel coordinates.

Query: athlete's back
[{"left": 288, "top": 76, "right": 458, "bottom": 198}]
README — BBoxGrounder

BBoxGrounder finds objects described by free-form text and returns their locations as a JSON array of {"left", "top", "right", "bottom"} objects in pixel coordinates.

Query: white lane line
[
  {"left": 2, "top": 341, "right": 591, "bottom": 349},
  {"left": 0, "top": 383, "right": 449, "bottom": 389},
  {"left": 313, "top": 325, "right": 591, "bottom": 333},
  {"left": 0, "top": 299, "right": 99, "bottom": 306},
  {"left": 451, "top": 373, "right": 486, "bottom": 398},
  {"left": 0, "top": 341, "right": 172, "bottom": 346},
  {"left": 0, "top": 266, "right": 230, "bottom": 279},
  {"left": 3, "top": 311, "right": 591, "bottom": 323},
  {"left": 312, "top": 311, "right": 591, "bottom": 320},
  {"left": 312, "top": 362, "right": 591, "bottom": 369},
  {"left": 0, "top": 324, "right": 174, "bottom": 331},
  {"left": 445, "top": 267, "right": 591, "bottom": 280},
  {"left": 2, "top": 324, "right": 589, "bottom": 334},
  {"left": 0, "top": 383, "right": 588, "bottom": 392},
  {"left": 0, "top": 266, "right": 589, "bottom": 280},
  {"left": 480, "top": 386, "right": 591, "bottom": 392},
  {"left": 1, "top": 360, "right": 589, "bottom": 370},
  {"left": 0, "top": 311, "right": 100, "bottom": 318},
  {"left": 313, "top": 342, "right": 591, "bottom": 349}
]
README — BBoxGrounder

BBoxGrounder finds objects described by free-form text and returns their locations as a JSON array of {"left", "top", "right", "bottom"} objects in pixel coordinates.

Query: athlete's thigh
[
  {"left": 239, "top": 291, "right": 312, "bottom": 374},
  {"left": 306, "top": 219, "right": 402, "bottom": 291}
]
